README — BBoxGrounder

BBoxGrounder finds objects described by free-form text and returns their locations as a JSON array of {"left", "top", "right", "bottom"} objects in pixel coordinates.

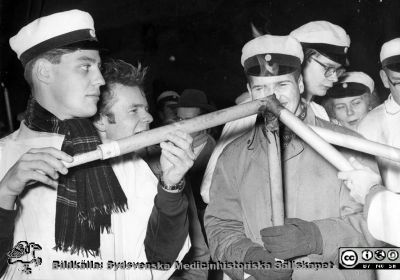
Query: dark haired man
[
  {"left": 93, "top": 59, "right": 209, "bottom": 280},
  {"left": 201, "top": 21, "right": 351, "bottom": 205}
]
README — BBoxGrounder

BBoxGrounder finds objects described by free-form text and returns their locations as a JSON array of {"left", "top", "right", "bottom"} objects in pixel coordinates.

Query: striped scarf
[{"left": 25, "top": 97, "right": 127, "bottom": 256}]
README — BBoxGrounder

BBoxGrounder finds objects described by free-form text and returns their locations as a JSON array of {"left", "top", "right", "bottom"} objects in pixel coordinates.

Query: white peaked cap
[
  {"left": 10, "top": 9, "right": 98, "bottom": 66},
  {"left": 290, "top": 21, "right": 350, "bottom": 65},
  {"left": 290, "top": 21, "right": 350, "bottom": 47},
  {"left": 241, "top": 35, "right": 303, "bottom": 66}
]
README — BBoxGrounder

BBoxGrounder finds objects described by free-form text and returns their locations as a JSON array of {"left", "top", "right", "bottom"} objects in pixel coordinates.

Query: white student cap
[
  {"left": 327, "top": 71, "right": 374, "bottom": 98},
  {"left": 10, "top": 9, "right": 99, "bottom": 66},
  {"left": 290, "top": 21, "right": 350, "bottom": 66},
  {"left": 241, "top": 34, "right": 303, "bottom": 77}
]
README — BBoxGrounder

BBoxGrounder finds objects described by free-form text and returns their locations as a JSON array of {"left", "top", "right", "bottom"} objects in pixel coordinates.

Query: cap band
[
  {"left": 327, "top": 82, "right": 370, "bottom": 99},
  {"left": 302, "top": 42, "right": 347, "bottom": 65},
  {"left": 244, "top": 53, "right": 301, "bottom": 76},
  {"left": 20, "top": 28, "right": 98, "bottom": 66}
]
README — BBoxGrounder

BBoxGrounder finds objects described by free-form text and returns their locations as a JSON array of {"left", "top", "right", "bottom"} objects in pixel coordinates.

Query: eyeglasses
[
  {"left": 387, "top": 76, "right": 400, "bottom": 88},
  {"left": 310, "top": 57, "right": 346, "bottom": 78}
]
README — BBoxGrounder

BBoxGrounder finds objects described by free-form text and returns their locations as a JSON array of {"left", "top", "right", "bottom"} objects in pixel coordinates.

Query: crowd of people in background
[{"left": 1, "top": 8, "right": 400, "bottom": 280}]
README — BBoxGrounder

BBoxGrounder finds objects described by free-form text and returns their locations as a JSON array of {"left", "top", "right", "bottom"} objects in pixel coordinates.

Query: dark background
[{"left": 0, "top": 0, "right": 400, "bottom": 133}]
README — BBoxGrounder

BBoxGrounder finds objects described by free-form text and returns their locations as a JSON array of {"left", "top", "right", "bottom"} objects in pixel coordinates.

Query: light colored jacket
[
  {"left": 205, "top": 108, "right": 382, "bottom": 280},
  {"left": 358, "top": 94, "right": 400, "bottom": 246}
]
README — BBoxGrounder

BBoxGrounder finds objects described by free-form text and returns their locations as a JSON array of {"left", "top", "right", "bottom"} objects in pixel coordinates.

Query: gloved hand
[
  {"left": 244, "top": 246, "right": 293, "bottom": 280},
  {"left": 260, "top": 218, "right": 323, "bottom": 260}
]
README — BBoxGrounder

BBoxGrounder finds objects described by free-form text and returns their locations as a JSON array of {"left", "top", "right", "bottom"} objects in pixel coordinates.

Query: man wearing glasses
[
  {"left": 200, "top": 21, "right": 350, "bottom": 206},
  {"left": 290, "top": 21, "right": 349, "bottom": 121}
]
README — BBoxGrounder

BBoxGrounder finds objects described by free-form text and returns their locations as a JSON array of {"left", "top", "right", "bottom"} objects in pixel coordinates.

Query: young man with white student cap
[
  {"left": 205, "top": 34, "right": 381, "bottom": 280},
  {"left": 290, "top": 20, "right": 350, "bottom": 121},
  {"left": 323, "top": 71, "right": 375, "bottom": 131},
  {"left": 0, "top": 9, "right": 194, "bottom": 280},
  {"left": 92, "top": 59, "right": 208, "bottom": 280},
  {"left": 200, "top": 21, "right": 351, "bottom": 205}
]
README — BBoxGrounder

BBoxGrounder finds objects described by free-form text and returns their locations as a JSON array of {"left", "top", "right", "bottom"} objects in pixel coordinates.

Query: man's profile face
[
  {"left": 104, "top": 84, "right": 153, "bottom": 140},
  {"left": 247, "top": 73, "right": 302, "bottom": 115},
  {"left": 48, "top": 49, "right": 105, "bottom": 119},
  {"left": 302, "top": 54, "right": 342, "bottom": 98}
]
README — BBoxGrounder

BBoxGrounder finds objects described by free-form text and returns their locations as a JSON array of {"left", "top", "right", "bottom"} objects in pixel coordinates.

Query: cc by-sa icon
[{"left": 341, "top": 250, "right": 358, "bottom": 267}]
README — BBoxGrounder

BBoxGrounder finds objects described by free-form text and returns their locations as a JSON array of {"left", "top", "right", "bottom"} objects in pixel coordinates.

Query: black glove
[
  {"left": 244, "top": 246, "right": 293, "bottom": 280},
  {"left": 260, "top": 218, "right": 323, "bottom": 260}
]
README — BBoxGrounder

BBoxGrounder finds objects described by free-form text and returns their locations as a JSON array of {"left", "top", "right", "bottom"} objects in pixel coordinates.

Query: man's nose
[
  {"left": 93, "top": 68, "right": 105, "bottom": 86},
  {"left": 347, "top": 106, "right": 354, "bottom": 116},
  {"left": 143, "top": 111, "right": 153, "bottom": 124}
]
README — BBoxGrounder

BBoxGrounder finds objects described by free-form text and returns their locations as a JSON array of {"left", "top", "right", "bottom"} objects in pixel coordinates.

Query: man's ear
[
  {"left": 380, "top": 69, "right": 390, "bottom": 89},
  {"left": 298, "top": 74, "right": 305, "bottom": 94},
  {"left": 93, "top": 114, "right": 107, "bottom": 132},
  {"left": 33, "top": 58, "right": 52, "bottom": 84},
  {"left": 246, "top": 83, "right": 254, "bottom": 100}
]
